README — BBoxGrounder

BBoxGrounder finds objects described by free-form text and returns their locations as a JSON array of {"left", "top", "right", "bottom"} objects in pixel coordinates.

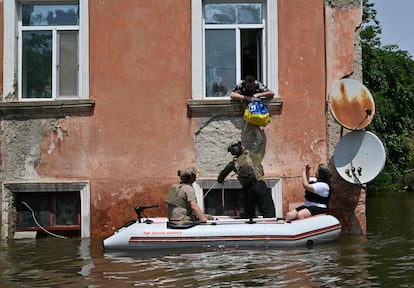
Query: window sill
[
  {"left": 0, "top": 99, "right": 95, "bottom": 119},
  {"left": 187, "top": 97, "right": 283, "bottom": 118}
]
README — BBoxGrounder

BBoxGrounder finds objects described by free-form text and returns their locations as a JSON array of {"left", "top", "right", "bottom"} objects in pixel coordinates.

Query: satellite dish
[
  {"left": 329, "top": 79, "right": 375, "bottom": 130},
  {"left": 334, "top": 131, "right": 385, "bottom": 184}
]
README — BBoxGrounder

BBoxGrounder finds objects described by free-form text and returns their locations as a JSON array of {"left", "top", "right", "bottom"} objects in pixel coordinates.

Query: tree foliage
[{"left": 361, "top": 0, "right": 414, "bottom": 190}]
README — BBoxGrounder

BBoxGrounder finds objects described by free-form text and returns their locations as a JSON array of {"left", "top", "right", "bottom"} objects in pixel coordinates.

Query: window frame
[
  {"left": 20, "top": 24, "right": 80, "bottom": 99},
  {"left": 194, "top": 179, "right": 282, "bottom": 217},
  {"left": 191, "top": 0, "right": 278, "bottom": 100},
  {"left": 3, "top": 0, "right": 89, "bottom": 101},
  {"left": 2, "top": 181, "right": 91, "bottom": 239},
  {"left": 16, "top": 191, "right": 81, "bottom": 233}
]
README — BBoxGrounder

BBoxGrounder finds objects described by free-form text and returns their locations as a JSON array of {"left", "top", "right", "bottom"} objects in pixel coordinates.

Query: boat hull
[{"left": 103, "top": 215, "right": 342, "bottom": 251}]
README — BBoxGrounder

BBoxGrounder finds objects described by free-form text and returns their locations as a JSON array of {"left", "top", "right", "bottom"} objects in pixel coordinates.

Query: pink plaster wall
[
  {"left": 272, "top": 0, "right": 328, "bottom": 210},
  {"left": 36, "top": 0, "right": 197, "bottom": 236},
  {"left": 0, "top": 3, "right": 3, "bottom": 97},
  {"left": 0, "top": 0, "right": 364, "bottom": 237},
  {"left": 272, "top": 1, "right": 364, "bottom": 234}
]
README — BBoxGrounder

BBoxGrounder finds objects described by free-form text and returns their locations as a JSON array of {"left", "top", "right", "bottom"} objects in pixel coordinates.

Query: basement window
[
  {"left": 194, "top": 179, "right": 282, "bottom": 217},
  {"left": 204, "top": 188, "right": 241, "bottom": 216},
  {"left": 16, "top": 192, "right": 80, "bottom": 237},
  {"left": 1, "top": 181, "right": 90, "bottom": 239}
]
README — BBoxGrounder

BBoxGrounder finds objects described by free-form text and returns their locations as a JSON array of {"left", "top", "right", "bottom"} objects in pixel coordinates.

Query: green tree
[{"left": 362, "top": 0, "right": 414, "bottom": 191}]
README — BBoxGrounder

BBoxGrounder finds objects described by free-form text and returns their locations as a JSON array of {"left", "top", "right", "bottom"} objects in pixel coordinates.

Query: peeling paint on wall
[
  {"left": 325, "top": 0, "right": 362, "bottom": 8},
  {"left": 0, "top": 119, "right": 61, "bottom": 180}
]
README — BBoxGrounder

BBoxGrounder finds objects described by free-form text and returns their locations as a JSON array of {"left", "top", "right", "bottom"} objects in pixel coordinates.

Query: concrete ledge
[
  {"left": 14, "top": 231, "right": 37, "bottom": 239},
  {"left": 0, "top": 99, "right": 95, "bottom": 119},
  {"left": 187, "top": 97, "right": 283, "bottom": 118}
]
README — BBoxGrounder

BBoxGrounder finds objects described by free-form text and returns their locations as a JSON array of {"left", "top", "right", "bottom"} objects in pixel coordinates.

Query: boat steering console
[{"left": 135, "top": 205, "right": 159, "bottom": 223}]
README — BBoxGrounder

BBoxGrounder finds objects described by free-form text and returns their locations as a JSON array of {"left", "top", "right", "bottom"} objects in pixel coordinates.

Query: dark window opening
[
  {"left": 15, "top": 192, "right": 81, "bottom": 237},
  {"left": 205, "top": 28, "right": 263, "bottom": 97},
  {"left": 203, "top": 187, "right": 273, "bottom": 217},
  {"left": 241, "top": 29, "right": 262, "bottom": 81},
  {"left": 204, "top": 189, "right": 241, "bottom": 216}
]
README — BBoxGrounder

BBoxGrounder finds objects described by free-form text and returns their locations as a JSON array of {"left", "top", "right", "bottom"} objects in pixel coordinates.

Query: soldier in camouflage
[
  {"left": 217, "top": 141, "right": 276, "bottom": 219},
  {"left": 165, "top": 167, "right": 208, "bottom": 222}
]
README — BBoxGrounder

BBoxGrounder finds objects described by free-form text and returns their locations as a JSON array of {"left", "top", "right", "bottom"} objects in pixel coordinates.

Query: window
[
  {"left": 3, "top": 1, "right": 89, "bottom": 101},
  {"left": 203, "top": 188, "right": 244, "bottom": 216},
  {"left": 194, "top": 179, "right": 282, "bottom": 217},
  {"left": 20, "top": 4, "right": 79, "bottom": 99},
  {"left": 191, "top": 0, "right": 277, "bottom": 100},
  {"left": 2, "top": 182, "right": 90, "bottom": 239},
  {"left": 16, "top": 192, "right": 81, "bottom": 236},
  {"left": 204, "top": 2, "right": 264, "bottom": 97}
]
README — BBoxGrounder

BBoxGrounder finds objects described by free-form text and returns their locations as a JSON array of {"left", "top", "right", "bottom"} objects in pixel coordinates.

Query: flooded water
[{"left": 1, "top": 191, "right": 413, "bottom": 288}]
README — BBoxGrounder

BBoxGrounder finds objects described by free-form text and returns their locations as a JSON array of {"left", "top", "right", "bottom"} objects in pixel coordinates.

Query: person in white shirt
[{"left": 285, "top": 163, "right": 333, "bottom": 222}]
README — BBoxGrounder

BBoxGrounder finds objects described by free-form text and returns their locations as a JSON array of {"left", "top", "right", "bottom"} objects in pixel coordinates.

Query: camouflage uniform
[
  {"left": 218, "top": 149, "right": 275, "bottom": 219},
  {"left": 165, "top": 183, "right": 198, "bottom": 221}
]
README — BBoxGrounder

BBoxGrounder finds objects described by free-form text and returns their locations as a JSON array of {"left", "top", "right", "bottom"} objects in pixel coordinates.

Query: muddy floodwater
[{"left": 1, "top": 190, "right": 413, "bottom": 287}]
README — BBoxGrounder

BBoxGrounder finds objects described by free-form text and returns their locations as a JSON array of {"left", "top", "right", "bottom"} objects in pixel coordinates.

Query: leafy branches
[{"left": 362, "top": 0, "right": 414, "bottom": 188}]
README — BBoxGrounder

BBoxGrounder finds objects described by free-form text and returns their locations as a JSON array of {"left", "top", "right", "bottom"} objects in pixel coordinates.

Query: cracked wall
[
  {"left": 0, "top": 119, "right": 63, "bottom": 180},
  {"left": 0, "top": 118, "right": 69, "bottom": 238}
]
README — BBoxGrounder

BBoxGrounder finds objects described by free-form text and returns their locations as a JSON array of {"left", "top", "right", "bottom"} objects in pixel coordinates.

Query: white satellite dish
[
  {"left": 329, "top": 79, "right": 375, "bottom": 130},
  {"left": 334, "top": 131, "right": 386, "bottom": 184}
]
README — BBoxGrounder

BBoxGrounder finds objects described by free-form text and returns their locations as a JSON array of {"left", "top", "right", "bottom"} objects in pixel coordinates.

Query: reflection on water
[{"left": 0, "top": 191, "right": 413, "bottom": 288}]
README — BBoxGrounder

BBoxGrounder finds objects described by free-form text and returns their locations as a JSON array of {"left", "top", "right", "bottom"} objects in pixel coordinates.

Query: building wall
[{"left": 0, "top": 0, "right": 364, "bottom": 238}]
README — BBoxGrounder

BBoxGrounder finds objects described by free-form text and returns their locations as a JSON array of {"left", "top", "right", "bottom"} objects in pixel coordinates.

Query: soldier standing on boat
[
  {"left": 217, "top": 141, "right": 275, "bottom": 219},
  {"left": 165, "top": 167, "right": 208, "bottom": 222}
]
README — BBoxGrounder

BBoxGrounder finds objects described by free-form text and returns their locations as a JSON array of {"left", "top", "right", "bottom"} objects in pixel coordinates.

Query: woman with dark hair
[{"left": 285, "top": 163, "right": 333, "bottom": 222}]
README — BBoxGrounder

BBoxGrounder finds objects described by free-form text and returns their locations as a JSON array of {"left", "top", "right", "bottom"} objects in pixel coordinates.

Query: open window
[
  {"left": 194, "top": 179, "right": 282, "bottom": 217},
  {"left": 191, "top": 0, "right": 278, "bottom": 100},
  {"left": 204, "top": 2, "right": 264, "bottom": 97}
]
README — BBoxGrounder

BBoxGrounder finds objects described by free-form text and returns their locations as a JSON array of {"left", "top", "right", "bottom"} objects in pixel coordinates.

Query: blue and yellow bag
[{"left": 243, "top": 98, "right": 269, "bottom": 127}]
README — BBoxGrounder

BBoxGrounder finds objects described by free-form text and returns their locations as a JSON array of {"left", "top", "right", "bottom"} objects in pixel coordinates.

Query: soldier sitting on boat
[{"left": 165, "top": 166, "right": 209, "bottom": 222}]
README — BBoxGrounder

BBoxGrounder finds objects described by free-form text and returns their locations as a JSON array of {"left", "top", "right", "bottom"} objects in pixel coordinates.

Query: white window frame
[
  {"left": 191, "top": 0, "right": 278, "bottom": 100},
  {"left": 3, "top": 0, "right": 89, "bottom": 101},
  {"left": 1, "top": 181, "right": 91, "bottom": 239},
  {"left": 194, "top": 179, "right": 283, "bottom": 217}
]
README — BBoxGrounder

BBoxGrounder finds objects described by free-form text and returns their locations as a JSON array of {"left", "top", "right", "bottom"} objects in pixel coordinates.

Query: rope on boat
[
  {"left": 203, "top": 182, "right": 219, "bottom": 199},
  {"left": 21, "top": 201, "right": 67, "bottom": 239},
  {"left": 203, "top": 173, "right": 238, "bottom": 199}
]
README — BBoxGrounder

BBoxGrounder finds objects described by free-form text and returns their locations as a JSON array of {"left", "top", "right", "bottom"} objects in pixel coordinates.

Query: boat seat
[{"left": 167, "top": 221, "right": 198, "bottom": 229}]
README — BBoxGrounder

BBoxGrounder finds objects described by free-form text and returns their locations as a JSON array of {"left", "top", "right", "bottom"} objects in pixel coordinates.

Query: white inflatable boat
[{"left": 103, "top": 205, "right": 342, "bottom": 251}]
